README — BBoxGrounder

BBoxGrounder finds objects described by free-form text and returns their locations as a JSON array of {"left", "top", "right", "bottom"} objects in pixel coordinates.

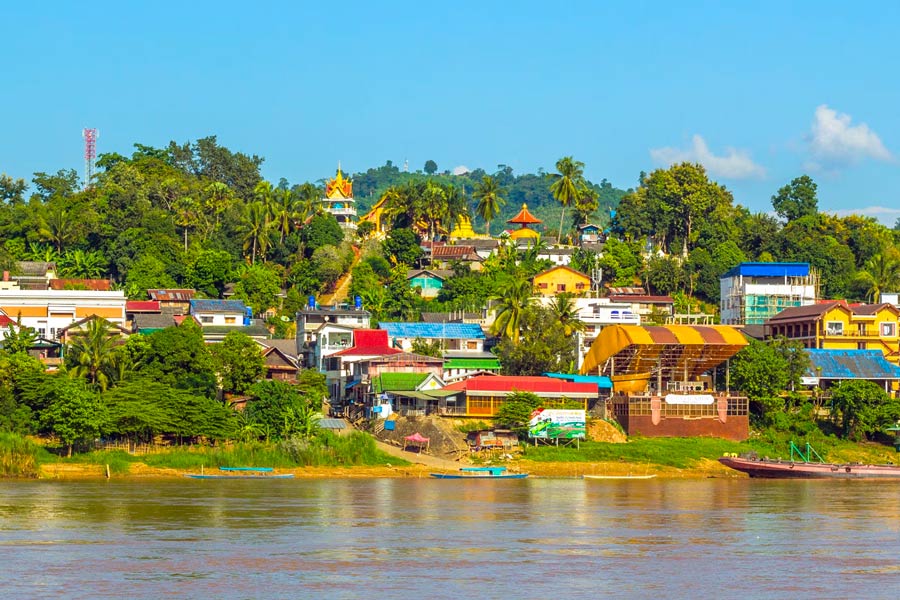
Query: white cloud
[
  {"left": 829, "top": 205, "right": 900, "bottom": 225},
  {"left": 808, "top": 105, "right": 891, "bottom": 167},
  {"left": 451, "top": 165, "right": 470, "bottom": 175},
  {"left": 649, "top": 135, "right": 766, "bottom": 179}
]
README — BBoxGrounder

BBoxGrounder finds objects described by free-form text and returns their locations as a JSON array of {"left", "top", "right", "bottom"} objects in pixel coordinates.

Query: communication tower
[{"left": 82, "top": 128, "right": 98, "bottom": 189}]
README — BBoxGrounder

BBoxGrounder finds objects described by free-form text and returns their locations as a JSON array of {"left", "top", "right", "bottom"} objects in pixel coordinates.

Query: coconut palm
[
  {"left": 473, "top": 175, "right": 506, "bottom": 236},
  {"left": 270, "top": 188, "right": 298, "bottom": 243},
  {"left": 67, "top": 317, "right": 120, "bottom": 391},
  {"left": 38, "top": 207, "right": 79, "bottom": 253},
  {"left": 548, "top": 293, "right": 585, "bottom": 336},
  {"left": 59, "top": 249, "right": 106, "bottom": 279},
  {"left": 239, "top": 202, "right": 270, "bottom": 264},
  {"left": 549, "top": 156, "right": 586, "bottom": 243},
  {"left": 490, "top": 274, "right": 535, "bottom": 344},
  {"left": 856, "top": 251, "right": 900, "bottom": 302}
]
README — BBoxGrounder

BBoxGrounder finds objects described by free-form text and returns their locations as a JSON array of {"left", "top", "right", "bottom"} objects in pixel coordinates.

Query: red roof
[
  {"left": 0, "top": 315, "right": 16, "bottom": 327},
  {"left": 126, "top": 301, "right": 161, "bottom": 313},
  {"left": 49, "top": 279, "right": 111, "bottom": 291},
  {"left": 332, "top": 329, "right": 402, "bottom": 357},
  {"left": 507, "top": 204, "right": 542, "bottom": 225},
  {"left": 443, "top": 375, "right": 595, "bottom": 395}
]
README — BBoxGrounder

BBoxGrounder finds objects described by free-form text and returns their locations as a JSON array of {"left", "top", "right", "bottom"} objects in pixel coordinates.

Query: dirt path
[
  {"left": 318, "top": 245, "right": 360, "bottom": 306},
  {"left": 372, "top": 439, "right": 463, "bottom": 471}
]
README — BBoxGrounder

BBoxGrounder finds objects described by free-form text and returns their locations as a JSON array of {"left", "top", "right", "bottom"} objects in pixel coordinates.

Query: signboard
[
  {"left": 664, "top": 394, "right": 715, "bottom": 405},
  {"left": 800, "top": 377, "right": 820, "bottom": 386},
  {"left": 528, "top": 408, "right": 586, "bottom": 440}
]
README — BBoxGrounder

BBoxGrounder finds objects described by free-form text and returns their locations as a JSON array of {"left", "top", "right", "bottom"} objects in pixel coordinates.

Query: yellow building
[
  {"left": 358, "top": 195, "right": 389, "bottom": 238},
  {"left": 322, "top": 167, "right": 356, "bottom": 231},
  {"left": 533, "top": 265, "right": 591, "bottom": 297},
  {"left": 766, "top": 301, "right": 900, "bottom": 364}
]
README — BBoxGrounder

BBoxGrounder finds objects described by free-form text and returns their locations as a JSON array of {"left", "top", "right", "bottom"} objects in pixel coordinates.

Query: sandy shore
[{"left": 34, "top": 459, "right": 741, "bottom": 480}]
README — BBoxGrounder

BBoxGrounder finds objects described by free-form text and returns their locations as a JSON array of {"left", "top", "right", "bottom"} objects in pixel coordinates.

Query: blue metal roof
[
  {"left": 379, "top": 321, "right": 486, "bottom": 339},
  {"left": 190, "top": 299, "right": 248, "bottom": 313},
  {"left": 721, "top": 262, "right": 810, "bottom": 279},
  {"left": 544, "top": 372, "right": 613, "bottom": 389},
  {"left": 806, "top": 349, "right": 900, "bottom": 380}
]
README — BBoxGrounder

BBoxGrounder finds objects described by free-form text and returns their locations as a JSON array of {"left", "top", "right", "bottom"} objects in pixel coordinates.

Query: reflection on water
[{"left": 1, "top": 478, "right": 899, "bottom": 598}]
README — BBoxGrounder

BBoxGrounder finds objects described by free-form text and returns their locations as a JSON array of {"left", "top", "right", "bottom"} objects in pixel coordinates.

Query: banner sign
[{"left": 528, "top": 408, "right": 586, "bottom": 440}]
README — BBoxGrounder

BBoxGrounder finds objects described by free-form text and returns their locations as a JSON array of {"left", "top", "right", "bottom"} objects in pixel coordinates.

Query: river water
[{"left": 1, "top": 477, "right": 899, "bottom": 599}]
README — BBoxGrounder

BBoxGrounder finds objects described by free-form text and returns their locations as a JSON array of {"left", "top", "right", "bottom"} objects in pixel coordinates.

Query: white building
[
  {"left": 189, "top": 299, "right": 249, "bottom": 326},
  {"left": 720, "top": 262, "right": 818, "bottom": 325},
  {"left": 0, "top": 288, "right": 126, "bottom": 340}
]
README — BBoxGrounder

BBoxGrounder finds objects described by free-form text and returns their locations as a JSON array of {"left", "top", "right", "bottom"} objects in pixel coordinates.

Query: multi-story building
[
  {"left": 321, "top": 167, "right": 356, "bottom": 231},
  {"left": 765, "top": 301, "right": 900, "bottom": 365},
  {"left": 297, "top": 301, "right": 372, "bottom": 370},
  {"left": 0, "top": 288, "right": 126, "bottom": 340},
  {"left": 720, "top": 262, "right": 818, "bottom": 325}
]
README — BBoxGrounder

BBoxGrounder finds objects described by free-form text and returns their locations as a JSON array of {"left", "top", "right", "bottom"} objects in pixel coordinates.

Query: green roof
[
  {"left": 372, "top": 372, "right": 430, "bottom": 393},
  {"left": 443, "top": 358, "right": 501, "bottom": 370}
]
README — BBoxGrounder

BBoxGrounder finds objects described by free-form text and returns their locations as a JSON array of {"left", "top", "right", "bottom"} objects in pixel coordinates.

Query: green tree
[
  {"left": 244, "top": 380, "right": 315, "bottom": 440},
  {"left": 490, "top": 274, "right": 535, "bottom": 344},
  {"left": 424, "top": 160, "right": 438, "bottom": 175},
  {"left": 302, "top": 213, "right": 344, "bottom": 257},
  {"left": 548, "top": 156, "right": 585, "bottom": 243},
  {"left": 187, "top": 249, "right": 234, "bottom": 298},
  {"left": 130, "top": 320, "right": 216, "bottom": 395},
  {"left": 772, "top": 175, "right": 818, "bottom": 222},
  {"left": 496, "top": 306, "right": 576, "bottom": 375},
  {"left": 473, "top": 175, "right": 507, "bottom": 235},
  {"left": 211, "top": 331, "right": 266, "bottom": 394},
  {"left": 40, "top": 379, "right": 106, "bottom": 457},
  {"left": 2, "top": 318, "right": 37, "bottom": 355},
  {"left": 58, "top": 249, "right": 106, "bottom": 279},
  {"left": 547, "top": 293, "right": 585, "bottom": 336},
  {"left": 65, "top": 318, "right": 122, "bottom": 391},
  {"left": 729, "top": 339, "right": 789, "bottom": 422},
  {"left": 125, "top": 254, "right": 178, "bottom": 297},
  {"left": 855, "top": 251, "right": 900, "bottom": 303},
  {"left": 239, "top": 201, "right": 270, "bottom": 264},
  {"left": 383, "top": 228, "right": 422, "bottom": 266},
  {"left": 494, "top": 390, "right": 542, "bottom": 437},
  {"left": 831, "top": 380, "right": 900, "bottom": 441},
  {"left": 411, "top": 337, "right": 443, "bottom": 358},
  {"left": 37, "top": 207, "right": 80, "bottom": 253},
  {"left": 232, "top": 263, "right": 281, "bottom": 316},
  {"left": 312, "top": 245, "right": 345, "bottom": 288}
]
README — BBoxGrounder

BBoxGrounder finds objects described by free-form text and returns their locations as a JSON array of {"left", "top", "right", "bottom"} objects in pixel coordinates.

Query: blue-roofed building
[
  {"left": 720, "top": 262, "right": 818, "bottom": 325},
  {"left": 379, "top": 321, "right": 486, "bottom": 354},
  {"left": 803, "top": 349, "right": 900, "bottom": 394},
  {"left": 190, "top": 299, "right": 250, "bottom": 326}
]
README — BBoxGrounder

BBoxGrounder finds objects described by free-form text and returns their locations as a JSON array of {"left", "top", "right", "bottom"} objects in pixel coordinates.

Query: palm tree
[
  {"left": 548, "top": 293, "right": 585, "bottom": 336},
  {"left": 271, "top": 188, "right": 297, "bottom": 243},
  {"left": 203, "top": 182, "right": 234, "bottom": 230},
  {"left": 856, "top": 251, "right": 900, "bottom": 302},
  {"left": 490, "top": 274, "right": 535, "bottom": 344},
  {"left": 549, "top": 156, "right": 586, "bottom": 243},
  {"left": 67, "top": 317, "right": 120, "bottom": 391},
  {"left": 38, "top": 207, "right": 78, "bottom": 253},
  {"left": 239, "top": 202, "right": 269, "bottom": 264},
  {"left": 473, "top": 175, "right": 506, "bottom": 235}
]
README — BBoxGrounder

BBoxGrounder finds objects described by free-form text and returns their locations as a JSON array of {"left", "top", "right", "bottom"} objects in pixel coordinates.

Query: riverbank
[{"left": 33, "top": 457, "right": 741, "bottom": 480}]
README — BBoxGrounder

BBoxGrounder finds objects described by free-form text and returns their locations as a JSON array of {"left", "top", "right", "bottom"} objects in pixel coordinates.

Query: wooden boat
[
  {"left": 184, "top": 466, "right": 294, "bottom": 480},
  {"left": 430, "top": 467, "right": 528, "bottom": 479},
  {"left": 718, "top": 454, "right": 900, "bottom": 479},
  {"left": 583, "top": 474, "right": 657, "bottom": 480}
]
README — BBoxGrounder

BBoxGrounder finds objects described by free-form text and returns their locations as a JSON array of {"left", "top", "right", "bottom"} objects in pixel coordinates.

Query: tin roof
[
  {"left": 380, "top": 321, "right": 485, "bottom": 340},
  {"left": 721, "top": 262, "right": 810, "bottom": 279},
  {"left": 332, "top": 329, "right": 402, "bottom": 357},
  {"left": 806, "top": 349, "right": 900, "bottom": 380},
  {"left": 372, "top": 372, "right": 430, "bottom": 393},
  {"left": 442, "top": 375, "right": 595, "bottom": 395},
  {"left": 190, "top": 299, "right": 248, "bottom": 313},
  {"left": 126, "top": 301, "right": 161, "bottom": 313},
  {"left": 148, "top": 289, "right": 196, "bottom": 302}
]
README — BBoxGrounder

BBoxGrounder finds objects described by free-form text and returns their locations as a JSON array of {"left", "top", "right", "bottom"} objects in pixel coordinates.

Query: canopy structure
[
  {"left": 404, "top": 432, "right": 430, "bottom": 452},
  {"left": 579, "top": 325, "right": 748, "bottom": 382}
]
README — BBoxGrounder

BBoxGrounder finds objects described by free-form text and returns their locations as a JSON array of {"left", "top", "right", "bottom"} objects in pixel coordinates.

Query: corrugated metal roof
[
  {"left": 544, "top": 373, "right": 613, "bottom": 389},
  {"left": 190, "top": 299, "right": 248, "bottom": 313},
  {"left": 443, "top": 375, "right": 595, "bottom": 395},
  {"left": 721, "top": 262, "right": 810, "bottom": 279},
  {"left": 148, "top": 289, "right": 196, "bottom": 302},
  {"left": 332, "top": 329, "right": 402, "bottom": 356},
  {"left": 806, "top": 349, "right": 900, "bottom": 380},
  {"left": 372, "top": 372, "right": 429, "bottom": 393},
  {"left": 126, "top": 301, "right": 161, "bottom": 313},
  {"left": 379, "top": 322, "right": 485, "bottom": 339},
  {"left": 318, "top": 418, "right": 347, "bottom": 430},
  {"left": 443, "top": 358, "right": 501, "bottom": 370}
]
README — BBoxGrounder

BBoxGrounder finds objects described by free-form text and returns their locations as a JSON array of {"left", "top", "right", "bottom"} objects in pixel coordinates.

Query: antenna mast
[{"left": 82, "top": 128, "right": 98, "bottom": 190}]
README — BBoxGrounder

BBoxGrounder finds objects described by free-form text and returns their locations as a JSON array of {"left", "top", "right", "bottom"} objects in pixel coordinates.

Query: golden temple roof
[{"left": 325, "top": 167, "right": 353, "bottom": 199}]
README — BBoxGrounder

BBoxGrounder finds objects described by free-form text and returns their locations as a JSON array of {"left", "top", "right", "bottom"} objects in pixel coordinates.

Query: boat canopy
[{"left": 579, "top": 325, "right": 748, "bottom": 378}]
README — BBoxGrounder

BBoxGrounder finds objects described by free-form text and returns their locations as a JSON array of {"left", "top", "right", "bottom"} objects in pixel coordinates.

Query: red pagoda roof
[{"left": 507, "top": 203, "right": 542, "bottom": 225}]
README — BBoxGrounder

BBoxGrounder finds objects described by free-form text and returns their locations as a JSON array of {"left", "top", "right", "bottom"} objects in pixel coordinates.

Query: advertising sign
[{"left": 528, "top": 408, "right": 586, "bottom": 440}]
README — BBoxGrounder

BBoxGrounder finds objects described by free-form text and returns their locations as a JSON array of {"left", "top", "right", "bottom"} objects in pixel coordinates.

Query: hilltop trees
[
  {"left": 549, "top": 156, "right": 586, "bottom": 242},
  {"left": 473, "top": 175, "right": 506, "bottom": 236}
]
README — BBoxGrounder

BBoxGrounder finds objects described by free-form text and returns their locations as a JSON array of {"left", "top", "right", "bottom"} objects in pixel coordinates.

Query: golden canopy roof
[{"left": 325, "top": 168, "right": 353, "bottom": 199}]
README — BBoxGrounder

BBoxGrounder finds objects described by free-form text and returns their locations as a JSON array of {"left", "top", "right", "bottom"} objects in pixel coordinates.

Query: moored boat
[
  {"left": 430, "top": 467, "right": 528, "bottom": 479},
  {"left": 718, "top": 454, "right": 900, "bottom": 479},
  {"left": 185, "top": 466, "right": 294, "bottom": 479}
]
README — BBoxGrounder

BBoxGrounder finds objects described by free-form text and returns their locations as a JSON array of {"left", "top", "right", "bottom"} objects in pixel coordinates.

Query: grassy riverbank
[{"left": 5, "top": 430, "right": 898, "bottom": 480}]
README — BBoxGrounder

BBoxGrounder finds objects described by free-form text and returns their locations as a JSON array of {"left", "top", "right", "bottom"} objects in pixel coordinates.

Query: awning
[
  {"left": 404, "top": 432, "right": 430, "bottom": 443},
  {"left": 579, "top": 325, "right": 748, "bottom": 378}
]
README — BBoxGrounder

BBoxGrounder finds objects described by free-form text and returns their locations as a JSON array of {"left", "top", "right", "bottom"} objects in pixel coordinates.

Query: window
[
  {"left": 538, "top": 282, "right": 548, "bottom": 289},
  {"left": 575, "top": 283, "right": 585, "bottom": 290},
  {"left": 825, "top": 321, "right": 843, "bottom": 336},
  {"left": 881, "top": 322, "right": 896, "bottom": 337},
  {"left": 200, "top": 316, "right": 214, "bottom": 324},
  {"left": 225, "top": 317, "right": 236, "bottom": 325},
  {"left": 558, "top": 284, "right": 567, "bottom": 292}
]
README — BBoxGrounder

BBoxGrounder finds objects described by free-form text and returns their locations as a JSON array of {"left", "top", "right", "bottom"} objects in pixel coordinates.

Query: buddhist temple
[
  {"left": 449, "top": 214, "right": 480, "bottom": 240},
  {"left": 322, "top": 165, "right": 356, "bottom": 231},
  {"left": 507, "top": 203, "right": 541, "bottom": 241},
  {"left": 358, "top": 194, "right": 389, "bottom": 239}
]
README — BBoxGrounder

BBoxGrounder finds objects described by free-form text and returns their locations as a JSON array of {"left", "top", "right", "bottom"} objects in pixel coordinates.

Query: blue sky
[{"left": 2, "top": 1, "right": 899, "bottom": 222}]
